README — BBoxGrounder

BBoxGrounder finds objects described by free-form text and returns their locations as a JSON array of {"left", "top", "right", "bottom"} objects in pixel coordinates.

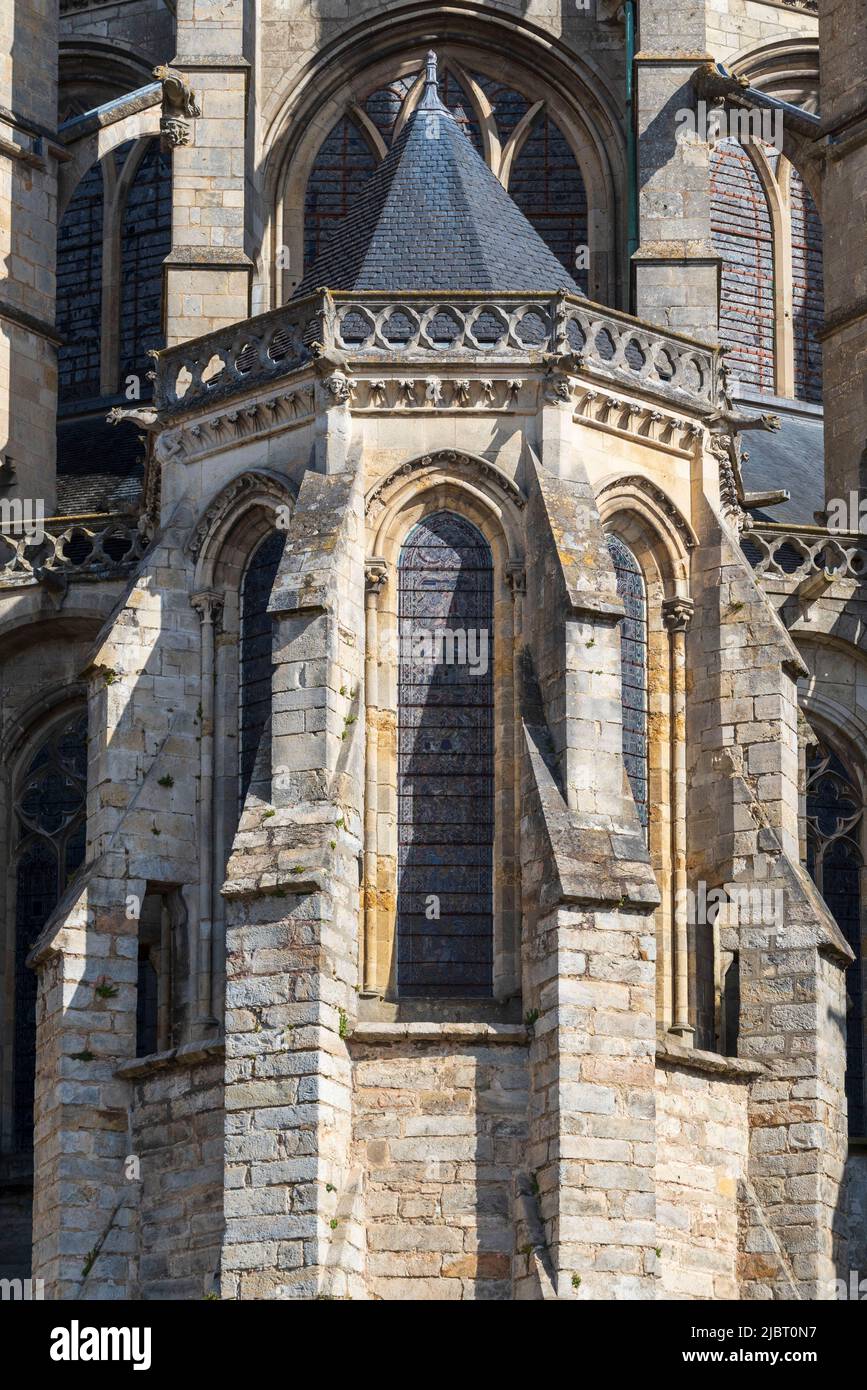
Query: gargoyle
[{"left": 107, "top": 405, "right": 159, "bottom": 430}]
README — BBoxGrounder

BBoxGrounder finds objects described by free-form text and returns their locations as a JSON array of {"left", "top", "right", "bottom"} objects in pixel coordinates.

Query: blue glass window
[
  {"left": 806, "top": 739, "right": 864, "bottom": 1134},
  {"left": 239, "top": 532, "right": 284, "bottom": 806},
  {"left": 397, "top": 512, "right": 494, "bottom": 997},
  {"left": 607, "top": 536, "right": 649, "bottom": 833}
]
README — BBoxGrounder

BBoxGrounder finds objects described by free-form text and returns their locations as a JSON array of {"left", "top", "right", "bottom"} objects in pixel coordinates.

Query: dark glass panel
[{"left": 397, "top": 512, "right": 494, "bottom": 997}]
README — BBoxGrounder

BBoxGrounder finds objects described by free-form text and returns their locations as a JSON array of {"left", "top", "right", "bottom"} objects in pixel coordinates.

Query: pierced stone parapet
[
  {"left": 154, "top": 291, "right": 722, "bottom": 417},
  {"left": 742, "top": 524, "right": 867, "bottom": 585},
  {"left": 0, "top": 513, "right": 149, "bottom": 590}
]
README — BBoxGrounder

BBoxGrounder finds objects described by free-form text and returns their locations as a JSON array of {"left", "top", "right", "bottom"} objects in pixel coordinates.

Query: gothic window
[
  {"left": 118, "top": 140, "right": 173, "bottom": 389},
  {"left": 304, "top": 116, "right": 379, "bottom": 266},
  {"left": 710, "top": 139, "right": 824, "bottom": 405},
  {"left": 790, "top": 167, "right": 824, "bottom": 405},
  {"left": 607, "top": 536, "right": 649, "bottom": 832},
  {"left": 298, "top": 63, "right": 590, "bottom": 292},
  {"left": 710, "top": 139, "right": 776, "bottom": 395},
  {"left": 473, "top": 74, "right": 530, "bottom": 144},
  {"left": 56, "top": 137, "right": 172, "bottom": 409},
  {"left": 239, "top": 531, "right": 285, "bottom": 806},
  {"left": 397, "top": 512, "right": 494, "bottom": 997},
  {"left": 13, "top": 712, "right": 87, "bottom": 1150},
  {"left": 56, "top": 161, "right": 104, "bottom": 403},
  {"left": 806, "top": 739, "right": 865, "bottom": 1135},
  {"left": 509, "top": 114, "right": 589, "bottom": 288}
]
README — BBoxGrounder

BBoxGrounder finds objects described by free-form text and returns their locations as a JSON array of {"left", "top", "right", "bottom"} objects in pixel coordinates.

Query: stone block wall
[
  {"left": 656, "top": 1055, "right": 752, "bottom": 1299},
  {"left": 350, "top": 1033, "right": 527, "bottom": 1300},
  {"left": 127, "top": 1050, "right": 224, "bottom": 1299}
]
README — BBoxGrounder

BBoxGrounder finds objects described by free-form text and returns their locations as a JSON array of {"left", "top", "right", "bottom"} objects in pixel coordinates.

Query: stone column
[
  {"left": 663, "top": 596, "right": 694, "bottom": 1042},
  {"left": 818, "top": 0, "right": 867, "bottom": 505},
  {"left": 632, "top": 1, "right": 719, "bottom": 342},
  {"left": 362, "top": 558, "right": 387, "bottom": 999},
  {"left": 0, "top": 0, "right": 62, "bottom": 513},
  {"left": 192, "top": 590, "right": 224, "bottom": 1035},
  {"left": 163, "top": 0, "right": 253, "bottom": 344}
]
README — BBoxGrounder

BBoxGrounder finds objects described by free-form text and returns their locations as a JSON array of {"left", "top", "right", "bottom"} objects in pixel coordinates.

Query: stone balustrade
[
  {"left": 742, "top": 524, "right": 867, "bottom": 584},
  {"left": 0, "top": 513, "right": 149, "bottom": 589},
  {"left": 154, "top": 290, "right": 722, "bottom": 416}
]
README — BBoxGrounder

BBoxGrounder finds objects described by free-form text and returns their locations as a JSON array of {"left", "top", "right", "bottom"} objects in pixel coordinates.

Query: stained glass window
[
  {"left": 806, "top": 739, "right": 865, "bottom": 1135},
  {"left": 304, "top": 116, "right": 379, "bottom": 265},
  {"left": 509, "top": 114, "right": 589, "bottom": 289},
  {"left": 790, "top": 168, "right": 824, "bottom": 405},
  {"left": 301, "top": 68, "right": 589, "bottom": 292},
  {"left": 710, "top": 140, "right": 776, "bottom": 394},
  {"left": 239, "top": 531, "right": 284, "bottom": 806},
  {"left": 13, "top": 712, "right": 87, "bottom": 1150},
  {"left": 56, "top": 161, "right": 104, "bottom": 403},
  {"left": 119, "top": 139, "right": 173, "bottom": 391},
  {"left": 607, "top": 536, "right": 649, "bottom": 833},
  {"left": 397, "top": 512, "right": 494, "bottom": 997}
]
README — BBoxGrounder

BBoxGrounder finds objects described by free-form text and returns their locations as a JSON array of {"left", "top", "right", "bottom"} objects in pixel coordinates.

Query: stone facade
[{"left": 0, "top": 0, "right": 866, "bottom": 1302}]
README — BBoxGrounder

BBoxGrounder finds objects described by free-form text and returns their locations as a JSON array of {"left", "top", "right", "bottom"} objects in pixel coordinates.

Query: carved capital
[
  {"left": 505, "top": 561, "right": 526, "bottom": 597},
  {"left": 365, "top": 558, "right": 388, "bottom": 595},
  {"left": 192, "top": 589, "right": 225, "bottom": 629},
  {"left": 663, "top": 597, "right": 695, "bottom": 634}
]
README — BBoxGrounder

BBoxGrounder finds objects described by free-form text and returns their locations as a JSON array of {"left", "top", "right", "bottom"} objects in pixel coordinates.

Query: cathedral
[{"left": 0, "top": 0, "right": 865, "bottom": 1301}]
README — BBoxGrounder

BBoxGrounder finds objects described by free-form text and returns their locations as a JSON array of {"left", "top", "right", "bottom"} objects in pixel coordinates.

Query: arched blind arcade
[{"left": 397, "top": 512, "right": 494, "bottom": 997}]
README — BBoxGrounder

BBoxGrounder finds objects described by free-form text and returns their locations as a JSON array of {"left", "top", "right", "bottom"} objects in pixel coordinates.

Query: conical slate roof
[{"left": 295, "top": 52, "right": 580, "bottom": 297}]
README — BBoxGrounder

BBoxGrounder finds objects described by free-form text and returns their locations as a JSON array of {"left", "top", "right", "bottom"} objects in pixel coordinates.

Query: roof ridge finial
[{"left": 419, "top": 50, "right": 445, "bottom": 111}]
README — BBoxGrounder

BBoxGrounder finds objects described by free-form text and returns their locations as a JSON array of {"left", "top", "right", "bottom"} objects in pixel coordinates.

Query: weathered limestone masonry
[
  {"left": 5, "top": 0, "right": 865, "bottom": 1302},
  {"left": 819, "top": 0, "right": 867, "bottom": 504},
  {"left": 519, "top": 434, "right": 660, "bottom": 1298},
  {"left": 0, "top": 0, "right": 61, "bottom": 511},
  {"left": 633, "top": 0, "right": 719, "bottom": 341},
  {"left": 349, "top": 1028, "right": 528, "bottom": 1301},
  {"left": 656, "top": 1042, "right": 762, "bottom": 1301},
  {"left": 220, "top": 463, "right": 367, "bottom": 1298},
  {"left": 124, "top": 1044, "right": 224, "bottom": 1299},
  {"left": 686, "top": 488, "right": 851, "bottom": 1298},
  {"left": 165, "top": 0, "right": 251, "bottom": 343},
  {"left": 29, "top": 508, "right": 205, "bottom": 1298}
]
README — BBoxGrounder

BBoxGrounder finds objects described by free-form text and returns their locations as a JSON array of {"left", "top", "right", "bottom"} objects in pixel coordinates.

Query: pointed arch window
[
  {"left": 397, "top": 512, "right": 494, "bottom": 997},
  {"left": 607, "top": 535, "right": 649, "bottom": 833},
  {"left": 13, "top": 712, "right": 87, "bottom": 1151},
  {"left": 239, "top": 530, "right": 285, "bottom": 806},
  {"left": 710, "top": 139, "right": 776, "bottom": 395},
  {"left": 806, "top": 738, "right": 865, "bottom": 1135},
  {"left": 710, "top": 138, "right": 824, "bottom": 404},
  {"left": 297, "top": 62, "right": 590, "bottom": 294}
]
